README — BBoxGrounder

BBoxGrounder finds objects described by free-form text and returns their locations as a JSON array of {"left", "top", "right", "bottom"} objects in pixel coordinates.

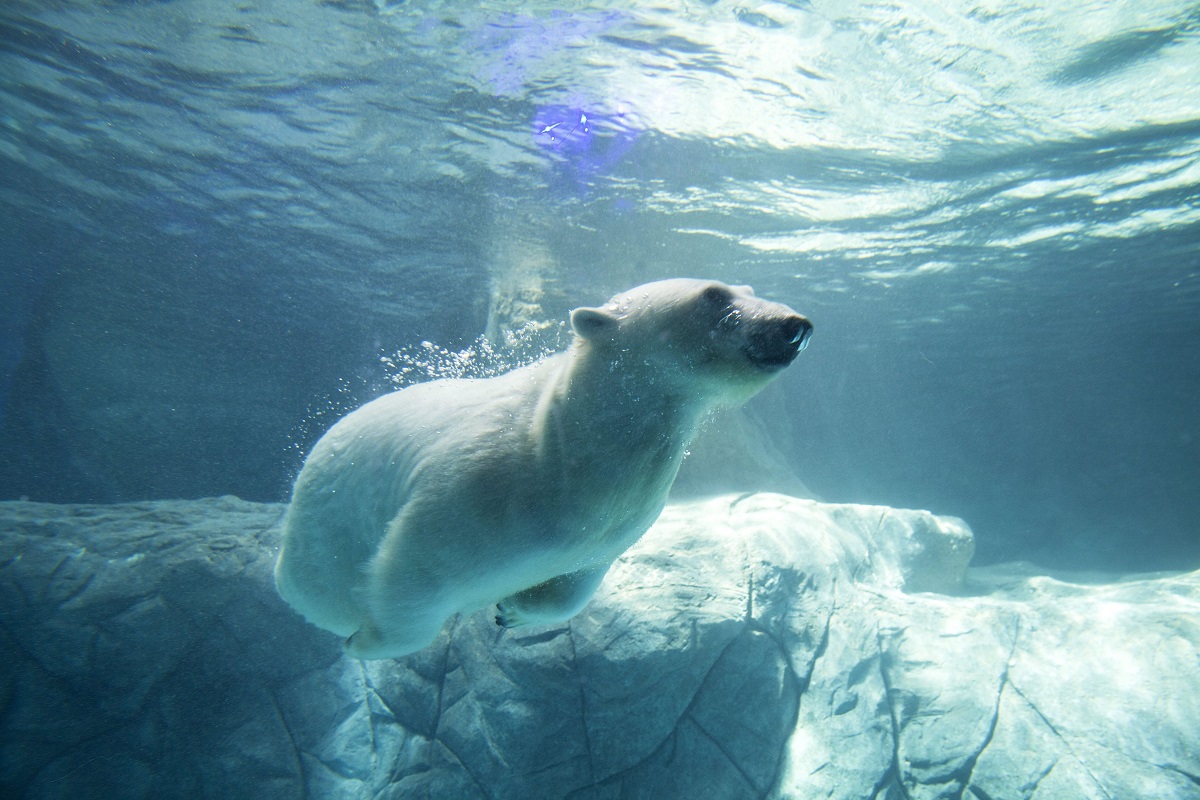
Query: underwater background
[
  {"left": 2, "top": 0, "right": 1199, "bottom": 575},
  {"left": 4, "top": 3, "right": 1200, "bottom": 799}
]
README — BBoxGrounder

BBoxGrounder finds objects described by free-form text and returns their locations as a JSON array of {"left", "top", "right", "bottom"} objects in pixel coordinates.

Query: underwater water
[
  {"left": 4, "top": 3, "right": 1200, "bottom": 799},
  {"left": 1, "top": 0, "right": 1199, "bottom": 576}
]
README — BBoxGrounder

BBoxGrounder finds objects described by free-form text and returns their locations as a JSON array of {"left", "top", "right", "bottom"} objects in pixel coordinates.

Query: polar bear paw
[{"left": 494, "top": 600, "right": 526, "bottom": 628}]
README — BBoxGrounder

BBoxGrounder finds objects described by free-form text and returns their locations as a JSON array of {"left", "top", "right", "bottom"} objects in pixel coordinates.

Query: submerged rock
[{"left": 0, "top": 494, "right": 1196, "bottom": 799}]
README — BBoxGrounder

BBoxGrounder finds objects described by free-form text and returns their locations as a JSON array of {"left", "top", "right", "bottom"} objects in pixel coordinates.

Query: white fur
[{"left": 274, "top": 279, "right": 810, "bottom": 658}]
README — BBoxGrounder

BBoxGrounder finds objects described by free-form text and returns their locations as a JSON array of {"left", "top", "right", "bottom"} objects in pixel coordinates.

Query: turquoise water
[{"left": 1, "top": 0, "right": 1198, "bottom": 570}]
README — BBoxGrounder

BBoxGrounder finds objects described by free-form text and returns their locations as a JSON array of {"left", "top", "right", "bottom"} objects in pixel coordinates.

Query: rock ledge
[{"left": 1, "top": 494, "right": 1197, "bottom": 799}]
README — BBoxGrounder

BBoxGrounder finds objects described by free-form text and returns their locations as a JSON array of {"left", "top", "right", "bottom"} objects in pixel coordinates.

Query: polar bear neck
[{"left": 530, "top": 344, "right": 710, "bottom": 472}]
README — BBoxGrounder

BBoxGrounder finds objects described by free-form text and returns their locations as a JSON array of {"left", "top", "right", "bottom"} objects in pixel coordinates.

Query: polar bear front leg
[{"left": 495, "top": 565, "right": 611, "bottom": 628}]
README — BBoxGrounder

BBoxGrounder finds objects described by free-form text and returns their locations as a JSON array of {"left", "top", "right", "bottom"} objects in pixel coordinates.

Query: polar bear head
[{"left": 569, "top": 279, "right": 812, "bottom": 408}]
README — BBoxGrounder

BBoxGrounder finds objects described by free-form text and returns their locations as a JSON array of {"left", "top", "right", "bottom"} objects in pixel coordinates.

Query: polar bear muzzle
[{"left": 744, "top": 314, "right": 814, "bottom": 369}]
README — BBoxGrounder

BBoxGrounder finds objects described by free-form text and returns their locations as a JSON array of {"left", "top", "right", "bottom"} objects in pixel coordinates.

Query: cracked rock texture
[{"left": 1, "top": 493, "right": 1198, "bottom": 800}]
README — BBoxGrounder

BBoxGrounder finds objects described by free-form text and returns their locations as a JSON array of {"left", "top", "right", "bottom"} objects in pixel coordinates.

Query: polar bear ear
[{"left": 570, "top": 306, "right": 620, "bottom": 340}]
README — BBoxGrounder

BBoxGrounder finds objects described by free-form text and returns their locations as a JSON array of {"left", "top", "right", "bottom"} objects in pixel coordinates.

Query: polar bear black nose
[
  {"left": 787, "top": 317, "right": 813, "bottom": 352},
  {"left": 746, "top": 314, "right": 813, "bottom": 369}
]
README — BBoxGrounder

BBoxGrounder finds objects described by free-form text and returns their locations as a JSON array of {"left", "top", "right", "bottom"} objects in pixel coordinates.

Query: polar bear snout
[
  {"left": 745, "top": 314, "right": 813, "bottom": 369},
  {"left": 787, "top": 316, "right": 814, "bottom": 351}
]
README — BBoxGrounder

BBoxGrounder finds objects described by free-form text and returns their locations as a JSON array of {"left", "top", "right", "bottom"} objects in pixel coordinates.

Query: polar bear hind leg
[
  {"left": 342, "top": 511, "right": 461, "bottom": 659},
  {"left": 345, "top": 563, "right": 450, "bottom": 658},
  {"left": 495, "top": 565, "right": 611, "bottom": 628},
  {"left": 344, "top": 610, "right": 447, "bottom": 659}
]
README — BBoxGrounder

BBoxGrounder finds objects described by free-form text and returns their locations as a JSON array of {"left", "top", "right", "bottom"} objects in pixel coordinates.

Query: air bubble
[{"left": 380, "top": 321, "right": 571, "bottom": 389}]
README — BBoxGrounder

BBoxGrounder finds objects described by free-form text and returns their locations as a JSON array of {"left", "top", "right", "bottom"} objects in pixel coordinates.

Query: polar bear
[{"left": 274, "top": 279, "right": 812, "bottom": 659}]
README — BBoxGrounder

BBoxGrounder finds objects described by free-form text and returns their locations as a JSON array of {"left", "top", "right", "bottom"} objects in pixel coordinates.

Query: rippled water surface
[{"left": 2, "top": 0, "right": 1198, "bottom": 569}]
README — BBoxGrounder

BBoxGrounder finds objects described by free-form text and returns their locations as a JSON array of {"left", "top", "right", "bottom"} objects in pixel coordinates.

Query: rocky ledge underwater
[{"left": 1, "top": 493, "right": 1198, "bottom": 800}]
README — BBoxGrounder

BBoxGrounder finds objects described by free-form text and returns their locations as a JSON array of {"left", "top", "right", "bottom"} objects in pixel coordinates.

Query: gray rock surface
[{"left": 1, "top": 493, "right": 1197, "bottom": 799}]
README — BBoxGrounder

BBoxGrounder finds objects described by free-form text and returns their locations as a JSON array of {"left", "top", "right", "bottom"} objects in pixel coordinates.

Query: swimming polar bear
[{"left": 274, "top": 279, "right": 812, "bottom": 659}]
